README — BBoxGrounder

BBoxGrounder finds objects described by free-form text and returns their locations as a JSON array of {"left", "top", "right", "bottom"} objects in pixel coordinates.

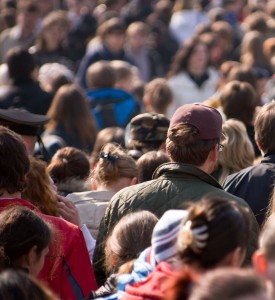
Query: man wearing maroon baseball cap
[{"left": 93, "top": 103, "right": 259, "bottom": 285}]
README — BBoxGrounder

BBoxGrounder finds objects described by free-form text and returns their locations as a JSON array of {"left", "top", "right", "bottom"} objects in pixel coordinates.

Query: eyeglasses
[{"left": 218, "top": 144, "right": 224, "bottom": 152}]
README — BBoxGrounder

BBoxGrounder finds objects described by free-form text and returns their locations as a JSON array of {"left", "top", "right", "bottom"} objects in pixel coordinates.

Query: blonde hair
[
  {"left": 218, "top": 119, "right": 255, "bottom": 184},
  {"left": 93, "top": 143, "right": 138, "bottom": 185}
]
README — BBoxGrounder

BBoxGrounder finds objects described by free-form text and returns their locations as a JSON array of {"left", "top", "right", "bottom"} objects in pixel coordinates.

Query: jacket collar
[
  {"left": 261, "top": 153, "right": 275, "bottom": 164},
  {"left": 153, "top": 162, "right": 223, "bottom": 190}
]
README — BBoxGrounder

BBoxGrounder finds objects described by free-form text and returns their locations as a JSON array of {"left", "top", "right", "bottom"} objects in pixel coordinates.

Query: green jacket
[{"left": 93, "top": 162, "right": 259, "bottom": 284}]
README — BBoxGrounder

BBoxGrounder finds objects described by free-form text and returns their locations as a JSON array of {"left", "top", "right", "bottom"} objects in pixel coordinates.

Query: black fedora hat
[{"left": 0, "top": 108, "right": 50, "bottom": 136}]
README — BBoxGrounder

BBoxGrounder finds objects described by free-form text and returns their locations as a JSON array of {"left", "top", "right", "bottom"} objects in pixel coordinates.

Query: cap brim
[{"left": 0, "top": 109, "right": 50, "bottom": 126}]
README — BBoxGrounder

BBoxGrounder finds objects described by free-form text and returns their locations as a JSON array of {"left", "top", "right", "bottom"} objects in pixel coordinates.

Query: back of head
[
  {"left": 143, "top": 78, "right": 173, "bottom": 115},
  {"left": 93, "top": 143, "right": 138, "bottom": 186},
  {"left": 188, "top": 268, "right": 270, "bottom": 300},
  {"left": 244, "top": 11, "right": 268, "bottom": 33},
  {"left": 166, "top": 104, "right": 222, "bottom": 165},
  {"left": 255, "top": 102, "right": 275, "bottom": 154},
  {"left": 218, "top": 119, "right": 254, "bottom": 184},
  {"left": 177, "top": 196, "right": 250, "bottom": 270},
  {"left": 128, "top": 113, "right": 170, "bottom": 159},
  {"left": 0, "top": 126, "right": 30, "bottom": 194},
  {"left": 105, "top": 211, "right": 158, "bottom": 273},
  {"left": 90, "top": 127, "right": 125, "bottom": 167},
  {"left": 23, "top": 156, "right": 59, "bottom": 216},
  {"left": 137, "top": 150, "right": 170, "bottom": 183},
  {"left": 110, "top": 60, "right": 133, "bottom": 81},
  {"left": 220, "top": 80, "right": 257, "bottom": 125},
  {"left": 0, "top": 270, "right": 57, "bottom": 300},
  {"left": 227, "top": 65, "right": 257, "bottom": 87},
  {"left": 86, "top": 61, "right": 116, "bottom": 89},
  {"left": 48, "top": 147, "right": 90, "bottom": 184},
  {"left": 6, "top": 48, "right": 36, "bottom": 81},
  {"left": 46, "top": 84, "right": 97, "bottom": 147},
  {"left": 0, "top": 206, "right": 51, "bottom": 272}
]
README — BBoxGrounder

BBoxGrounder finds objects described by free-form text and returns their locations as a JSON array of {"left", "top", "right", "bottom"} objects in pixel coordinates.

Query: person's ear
[
  {"left": 256, "top": 138, "right": 263, "bottom": 152},
  {"left": 230, "top": 247, "right": 245, "bottom": 267},
  {"left": 223, "top": 247, "right": 245, "bottom": 267},
  {"left": 253, "top": 250, "right": 268, "bottom": 276},
  {"left": 21, "top": 245, "right": 38, "bottom": 270},
  {"left": 130, "top": 177, "right": 138, "bottom": 185},
  {"left": 208, "top": 144, "right": 219, "bottom": 163},
  {"left": 91, "top": 179, "right": 98, "bottom": 191}
]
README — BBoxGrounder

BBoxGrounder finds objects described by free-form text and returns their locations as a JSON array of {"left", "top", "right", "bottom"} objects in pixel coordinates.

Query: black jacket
[
  {"left": 0, "top": 79, "right": 52, "bottom": 115},
  {"left": 224, "top": 154, "right": 275, "bottom": 227}
]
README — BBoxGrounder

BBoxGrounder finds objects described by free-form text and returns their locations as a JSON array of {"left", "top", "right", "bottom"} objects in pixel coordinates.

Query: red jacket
[
  {"left": 0, "top": 199, "right": 97, "bottom": 300},
  {"left": 122, "top": 262, "right": 174, "bottom": 300}
]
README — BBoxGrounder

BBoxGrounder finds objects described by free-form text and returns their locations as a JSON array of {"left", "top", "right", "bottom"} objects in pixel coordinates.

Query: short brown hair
[
  {"left": 220, "top": 80, "right": 257, "bottom": 125},
  {"left": 143, "top": 78, "right": 173, "bottom": 115},
  {"left": 254, "top": 102, "right": 275, "bottom": 154},
  {"left": 86, "top": 61, "right": 116, "bottom": 89},
  {"left": 166, "top": 124, "right": 218, "bottom": 166}
]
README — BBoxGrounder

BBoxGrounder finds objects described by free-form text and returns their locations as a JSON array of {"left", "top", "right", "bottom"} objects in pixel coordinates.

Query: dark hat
[
  {"left": 169, "top": 103, "right": 222, "bottom": 140},
  {"left": 0, "top": 109, "right": 50, "bottom": 136},
  {"left": 130, "top": 113, "right": 170, "bottom": 143}
]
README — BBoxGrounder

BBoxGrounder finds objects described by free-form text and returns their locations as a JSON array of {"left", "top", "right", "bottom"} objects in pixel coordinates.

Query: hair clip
[
  {"left": 179, "top": 220, "right": 209, "bottom": 254},
  {"left": 99, "top": 152, "right": 119, "bottom": 163}
]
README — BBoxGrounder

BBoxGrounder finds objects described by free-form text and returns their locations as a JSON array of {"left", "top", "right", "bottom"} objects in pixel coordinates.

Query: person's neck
[
  {"left": 188, "top": 66, "right": 205, "bottom": 77},
  {"left": 0, "top": 190, "right": 21, "bottom": 199}
]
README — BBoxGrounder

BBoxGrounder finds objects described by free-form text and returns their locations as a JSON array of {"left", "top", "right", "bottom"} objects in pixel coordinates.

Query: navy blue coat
[{"left": 224, "top": 154, "right": 275, "bottom": 226}]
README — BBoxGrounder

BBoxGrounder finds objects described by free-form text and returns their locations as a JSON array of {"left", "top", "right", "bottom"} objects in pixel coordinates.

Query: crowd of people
[{"left": 0, "top": 0, "right": 274, "bottom": 299}]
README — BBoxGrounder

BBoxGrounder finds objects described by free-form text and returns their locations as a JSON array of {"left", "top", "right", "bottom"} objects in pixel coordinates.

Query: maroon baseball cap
[{"left": 169, "top": 103, "right": 222, "bottom": 140}]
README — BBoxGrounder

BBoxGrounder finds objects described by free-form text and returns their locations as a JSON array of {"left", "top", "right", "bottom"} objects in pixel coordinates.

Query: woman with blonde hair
[
  {"left": 215, "top": 119, "right": 255, "bottom": 185},
  {"left": 66, "top": 143, "right": 138, "bottom": 239}
]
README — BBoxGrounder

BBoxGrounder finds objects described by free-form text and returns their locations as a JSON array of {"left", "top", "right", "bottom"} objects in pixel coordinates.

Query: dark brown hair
[
  {"left": 6, "top": 48, "right": 36, "bottom": 80},
  {"left": 0, "top": 270, "right": 57, "bottom": 300},
  {"left": 137, "top": 150, "right": 170, "bottom": 182},
  {"left": 0, "top": 126, "right": 30, "bottom": 194},
  {"left": 177, "top": 196, "right": 250, "bottom": 269},
  {"left": 167, "top": 37, "right": 209, "bottom": 78},
  {"left": 0, "top": 206, "right": 52, "bottom": 271},
  {"left": 166, "top": 124, "right": 218, "bottom": 166},
  {"left": 220, "top": 80, "right": 257, "bottom": 125},
  {"left": 47, "top": 147, "right": 90, "bottom": 183}
]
